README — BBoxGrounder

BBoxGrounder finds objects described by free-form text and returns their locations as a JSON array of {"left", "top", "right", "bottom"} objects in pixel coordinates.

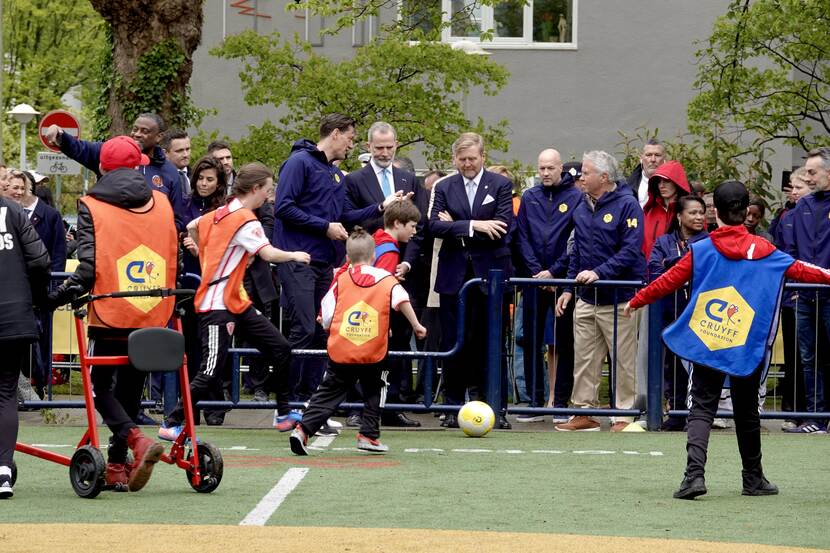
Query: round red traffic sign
[{"left": 38, "top": 110, "right": 81, "bottom": 152}]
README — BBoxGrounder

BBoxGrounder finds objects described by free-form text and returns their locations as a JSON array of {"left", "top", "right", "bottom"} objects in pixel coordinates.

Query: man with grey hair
[
  {"left": 342, "top": 121, "right": 424, "bottom": 427},
  {"left": 783, "top": 146, "right": 830, "bottom": 433},
  {"left": 555, "top": 150, "right": 645, "bottom": 432},
  {"left": 429, "top": 132, "right": 514, "bottom": 429},
  {"left": 627, "top": 139, "right": 666, "bottom": 207}
]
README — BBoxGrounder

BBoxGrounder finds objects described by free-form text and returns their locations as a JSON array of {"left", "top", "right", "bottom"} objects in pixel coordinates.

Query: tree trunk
[{"left": 89, "top": 0, "right": 204, "bottom": 135}]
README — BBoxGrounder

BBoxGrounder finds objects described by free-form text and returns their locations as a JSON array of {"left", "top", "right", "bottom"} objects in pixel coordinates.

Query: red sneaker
[{"left": 105, "top": 463, "right": 129, "bottom": 491}]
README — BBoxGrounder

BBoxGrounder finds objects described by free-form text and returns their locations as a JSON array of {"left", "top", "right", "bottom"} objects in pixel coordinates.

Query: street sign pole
[{"left": 55, "top": 175, "right": 62, "bottom": 209}]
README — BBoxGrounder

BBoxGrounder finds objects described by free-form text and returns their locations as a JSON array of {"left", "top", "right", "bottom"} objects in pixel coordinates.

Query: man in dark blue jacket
[
  {"left": 273, "top": 113, "right": 355, "bottom": 406},
  {"left": 555, "top": 151, "right": 645, "bottom": 432},
  {"left": 784, "top": 147, "right": 830, "bottom": 433},
  {"left": 44, "top": 113, "right": 184, "bottom": 231},
  {"left": 514, "top": 149, "right": 582, "bottom": 417},
  {"left": 19, "top": 172, "right": 66, "bottom": 396}
]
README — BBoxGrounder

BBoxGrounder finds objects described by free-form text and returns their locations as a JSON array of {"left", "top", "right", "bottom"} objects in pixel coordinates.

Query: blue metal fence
[{"left": 24, "top": 272, "right": 830, "bottom": 430}]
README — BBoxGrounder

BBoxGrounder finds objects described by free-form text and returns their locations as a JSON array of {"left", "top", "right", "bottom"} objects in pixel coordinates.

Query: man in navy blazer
[
  {"left": 341, "top": 122, "right": 424, "bottom": 426},
  {"left": 429, "top": 132, "right": 514, "bottom": 428},
  {"left": 21, "top": 172, "right": 66, "bottom": 396}
]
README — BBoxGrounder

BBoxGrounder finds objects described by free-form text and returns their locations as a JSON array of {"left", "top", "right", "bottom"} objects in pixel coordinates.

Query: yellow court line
[{"left": 0, "top": 524, "right": 825, "bottom": 553}]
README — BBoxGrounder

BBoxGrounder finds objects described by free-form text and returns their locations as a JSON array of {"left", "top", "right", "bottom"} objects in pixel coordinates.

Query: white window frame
[{"left": 441, "top": 0, "right": 578, "bottom": 50}]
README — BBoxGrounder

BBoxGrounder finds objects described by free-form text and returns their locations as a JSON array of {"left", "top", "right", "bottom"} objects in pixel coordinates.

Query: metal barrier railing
[{"left": 25, "top": 271, "right": 830, "bottom": 431}]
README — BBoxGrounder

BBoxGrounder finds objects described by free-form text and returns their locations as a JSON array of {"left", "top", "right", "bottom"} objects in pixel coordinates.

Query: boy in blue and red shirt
[{"left": 626, "top": 180, "right": 830, "bottom": 500}]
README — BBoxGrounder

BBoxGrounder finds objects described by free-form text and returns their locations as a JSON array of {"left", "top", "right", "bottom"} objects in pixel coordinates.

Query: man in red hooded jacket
[{"left": 642, "top": 160, "right": 691, "bottom": 262}]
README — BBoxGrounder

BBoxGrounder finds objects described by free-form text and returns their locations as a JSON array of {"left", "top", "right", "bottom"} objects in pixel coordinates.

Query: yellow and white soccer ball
[{"left": 457, "top": 401, "right": 495, "bottom": 437}]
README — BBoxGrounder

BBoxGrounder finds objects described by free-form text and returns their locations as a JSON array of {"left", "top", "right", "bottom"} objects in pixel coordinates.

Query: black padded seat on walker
[{"left": 128, "top": 327, "right": 185, "bottom": 373}]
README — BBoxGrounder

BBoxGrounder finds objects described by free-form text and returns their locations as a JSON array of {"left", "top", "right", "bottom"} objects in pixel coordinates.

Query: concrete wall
[{"left": 190, "top": 0, "right": 793, "bottom": 186}]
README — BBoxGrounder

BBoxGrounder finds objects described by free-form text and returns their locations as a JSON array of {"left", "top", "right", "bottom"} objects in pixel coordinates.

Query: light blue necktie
[
  {"left": 380, "top": 169, "right": 393, "bottom": 197},
  {"left": 466, "top": 180, "right": 477, "bottom": 210}
]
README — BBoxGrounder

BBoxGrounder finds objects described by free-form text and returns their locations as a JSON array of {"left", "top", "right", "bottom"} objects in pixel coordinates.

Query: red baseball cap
[{"left": 100, "top": 136, "right": 150, "bottom": 171}]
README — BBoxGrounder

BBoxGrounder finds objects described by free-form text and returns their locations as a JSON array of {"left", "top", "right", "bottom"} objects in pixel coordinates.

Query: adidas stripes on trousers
[{"left": 166, "top": 306, "right": 292, "bottom": 426}]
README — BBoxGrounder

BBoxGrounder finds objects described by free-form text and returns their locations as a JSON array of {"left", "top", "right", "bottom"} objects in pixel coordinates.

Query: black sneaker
[
  {"left": 315, "top": 422, "right": 340, "bottom": 436},
  {"left": 742, "top": 477, "right": 779, "bottom": 496},
  {"left": 0, "top": 471, "right": 13, "bottom": 499},
  {"left": 673, "top": 475, "right": 707, "bottom": 500}
]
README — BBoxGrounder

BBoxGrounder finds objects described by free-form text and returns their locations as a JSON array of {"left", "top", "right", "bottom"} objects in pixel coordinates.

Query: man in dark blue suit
[
  {"left": 342, "top": 122, "right": 424, "bottom": 427},
  {"left": 429, "top": 132, "right": 514, "bottom": 428},
  {"left": 20, "top": 172, "right": 66, "bottom": 396}
]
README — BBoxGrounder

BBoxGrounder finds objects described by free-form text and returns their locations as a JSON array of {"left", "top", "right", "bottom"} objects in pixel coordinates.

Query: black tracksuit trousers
[
  {"left": 685, "top": 363, "right": 765, "bottom": 487},
  {"left": 166, "top": 307, "right": 292, "bottom": 426}
]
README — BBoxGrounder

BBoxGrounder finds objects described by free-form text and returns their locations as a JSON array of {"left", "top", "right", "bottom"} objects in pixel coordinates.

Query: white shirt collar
[
  {"left": 369, "top": 159, "right": 392, "bottom": 178},
  {"left": 466, "top": 168, "right": 484, "bottom": 186},
  {"left": 228, "top": 197, "right": 243, "bottom": 212},
  {"left": 24, "top": 197, "right": 38, "bottom": 216}
]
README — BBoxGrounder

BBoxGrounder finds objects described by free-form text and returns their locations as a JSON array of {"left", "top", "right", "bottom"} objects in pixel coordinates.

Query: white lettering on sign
[{"left": 0, "top": 206, "right": 7, "bottom": 233}]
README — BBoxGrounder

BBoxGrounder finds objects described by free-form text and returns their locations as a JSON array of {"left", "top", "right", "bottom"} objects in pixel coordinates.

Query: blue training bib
[{"left": 663, "top": 238, "right": 792, "bottom": 377}]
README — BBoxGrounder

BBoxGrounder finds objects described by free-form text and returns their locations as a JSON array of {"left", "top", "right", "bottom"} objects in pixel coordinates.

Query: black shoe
[
  {"left": 382, "top": 413, "right": 422, "bottom": 428},
  {"left": 205, "top": 416, "right": 225, "bottom": 426},
  {"left": 742, "top": 476, "right": 779, "bottom": 496},
  {"left": 442, "top": 414, "right": 459, "bottom": 428},
  {"left": 133, "top": 410, "right": 158, "bottom": 426},
  {"left": 660, "top": 417, "right": 686, "bottom": 432},
  {"left": 497, "top": 415, "right": 512, "bottom": 430},
  {"left": 315, "top": 422, "right": 340, "bottom": 436},
  {"left": 345, "top": 414, "right": 362, "bottom": 428},
  {"left": 673, "top": 475, "right": 707, "bottom": 500}
]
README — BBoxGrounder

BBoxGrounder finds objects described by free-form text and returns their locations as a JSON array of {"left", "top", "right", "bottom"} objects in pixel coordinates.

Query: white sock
[{"left": 0, "top": 466, "right": 11, "bottom": 478}]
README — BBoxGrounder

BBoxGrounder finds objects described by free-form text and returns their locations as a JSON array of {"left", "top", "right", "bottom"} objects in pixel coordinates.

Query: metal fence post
[
  {"left": 646, "top": 303, "right": 664, "bottom": 431},
  {"left": 486, "top": 270, "right": 505, "bottom": 412}
]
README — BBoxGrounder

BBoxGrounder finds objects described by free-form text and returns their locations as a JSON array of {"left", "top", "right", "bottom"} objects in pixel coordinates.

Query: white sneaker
[
  {"left": 0, "top": 466, "right": 13, "bottom": 499},
  {"left": 516, "top": 414, "right": 545, "bottom": 423},
  {"left": 712, "top": 418, "right": 732, "bottom": 429},
  {"left": 551, "top": 415, "right": 570, "bottom": 424},
  {"left": 780, "top": 420, "right": 797, "bottom": 431},
  {"left": 325, "top": 418, "right": 343, "bottom": 429}
]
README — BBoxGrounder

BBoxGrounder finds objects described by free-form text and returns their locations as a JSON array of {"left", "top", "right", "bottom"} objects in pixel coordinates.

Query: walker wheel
[
  {"left": 69, "top": 446, "right": 106, "bottom": 499},
  {"left": 11, "top": 460, "right": 17, "bottom": 486},
  {"left": 186, "top": 442, "right": 223, "bottom": 493}
]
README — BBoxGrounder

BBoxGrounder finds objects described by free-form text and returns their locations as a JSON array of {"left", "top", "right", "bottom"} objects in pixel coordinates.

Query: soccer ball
[{"left": 457, "top": 401, "right": 495, "bottom": 437}]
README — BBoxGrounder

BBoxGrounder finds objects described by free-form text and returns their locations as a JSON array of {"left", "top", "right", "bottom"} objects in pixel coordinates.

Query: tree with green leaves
[
  {"left": 212, "top": 0, "right": 512, "bottom": 170},
  {"left": 1, "top": 0, "right": 106, "bottom": 164},
  {"left": 687, "top": 0, "right": 830, "bottom": 193}
]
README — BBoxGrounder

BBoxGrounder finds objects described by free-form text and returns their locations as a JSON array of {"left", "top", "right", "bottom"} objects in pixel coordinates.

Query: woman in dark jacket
[
  {"left": 180, "top": 156, "right": 228, "bottom": 424},
  {"left": 649, "top": 195, "right": 708, "bottom": 431}
]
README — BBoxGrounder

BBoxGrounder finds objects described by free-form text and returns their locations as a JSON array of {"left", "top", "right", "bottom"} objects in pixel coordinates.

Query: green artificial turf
[{"left": 8, "top": 425, "right": 830, "bottom": 550}]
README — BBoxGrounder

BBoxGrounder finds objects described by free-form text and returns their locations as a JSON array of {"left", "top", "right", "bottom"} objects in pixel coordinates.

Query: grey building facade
[{"left": 191, "top": 0, "right": 794, "bottom": 186}]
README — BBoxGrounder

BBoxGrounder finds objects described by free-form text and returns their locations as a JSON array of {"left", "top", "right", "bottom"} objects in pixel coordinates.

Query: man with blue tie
[
  {"left": 429, "top": 132, "right": 514, "bottom": 429},
  {"left": 342, "top": 122, "right": 423, "bottom": 427}
]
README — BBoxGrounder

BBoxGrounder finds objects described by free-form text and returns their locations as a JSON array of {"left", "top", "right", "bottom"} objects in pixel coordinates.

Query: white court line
[
  {"left": 309, "top": 435, "right": 336, "bottom": 450},
  {"left": 239, "top": 468, "right": 309, "bottom": 526},
  {"left": 239, "top": 431, "right": 339, "bottom": 526}
]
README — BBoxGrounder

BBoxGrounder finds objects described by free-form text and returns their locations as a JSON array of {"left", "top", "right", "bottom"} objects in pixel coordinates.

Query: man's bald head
[{"left": 538, "top": 148, "right": 563, "bottom": 187}]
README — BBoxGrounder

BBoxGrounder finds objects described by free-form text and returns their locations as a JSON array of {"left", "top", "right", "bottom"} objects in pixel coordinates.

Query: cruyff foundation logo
[
  {"left": 339, "top": 300, "right": 379, "bottom": 346},
  {"left": 689, "top": 286, "right": 755, "bottom": 351},
  {"left": 115, "top": 245, "right": 167, "bottom": 313}
]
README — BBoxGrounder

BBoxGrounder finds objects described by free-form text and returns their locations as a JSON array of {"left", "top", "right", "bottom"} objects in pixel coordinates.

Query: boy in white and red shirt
[
  {"left": 290, "top": 228, "right": 426, "bottom": 454},
  {"left": 159, "top": 163, "right": 310, "bottom": 441}
]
